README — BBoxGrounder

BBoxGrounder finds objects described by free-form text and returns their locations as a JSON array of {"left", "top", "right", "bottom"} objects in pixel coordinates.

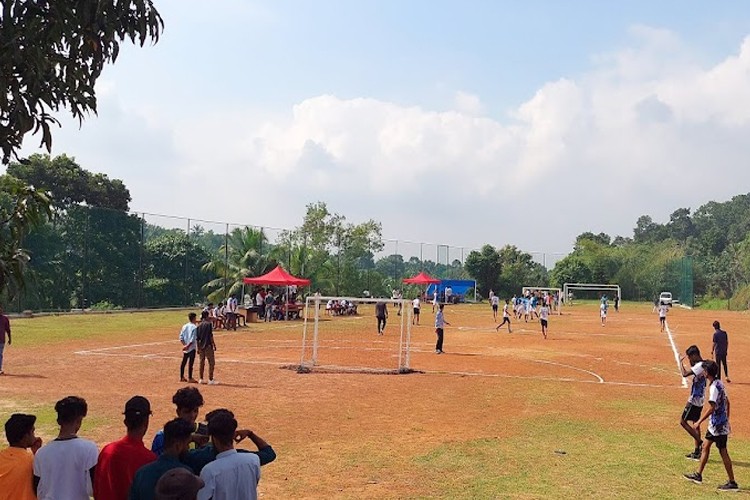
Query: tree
[
  {"left": 144, "top": 233, "right": 211, "bottom": 306},
  {"left": 0, "top": 175, "right": 52, "bottom": 299},
  {"left": 464, "top": 245, "right": 502, "bottom": 296},
  {"left": 7, "top": 154, "right": 131, "bottom": 210},
  {"left": 575, "top": 232, "right": 611, "bottom": 248},
  {"left": 0, "top": 1, "right": 164, "bottom": 163}
]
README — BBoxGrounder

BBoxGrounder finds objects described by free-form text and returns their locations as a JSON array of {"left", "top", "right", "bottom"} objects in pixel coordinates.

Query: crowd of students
[{"left": 0, "top": 387, "right": 275, "bottom": 500}]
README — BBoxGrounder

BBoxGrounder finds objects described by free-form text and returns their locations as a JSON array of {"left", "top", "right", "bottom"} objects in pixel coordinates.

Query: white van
[{"left": 659, "top": 292, "right": 673, "bottom": 305}]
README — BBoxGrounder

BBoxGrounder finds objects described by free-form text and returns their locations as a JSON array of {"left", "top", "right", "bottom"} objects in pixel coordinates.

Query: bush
[{"left": 90, "top": 300, "right": 122, "bottom": 311}]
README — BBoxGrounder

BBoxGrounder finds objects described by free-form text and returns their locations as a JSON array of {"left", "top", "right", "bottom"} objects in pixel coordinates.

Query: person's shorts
[
  {"left": 660, "top": 316, "right": 666, "bottom": 323},
  {"left": 705, "top": 431, "right": 728, "bottom": 449},
  {"left": 681, "top": 403, "right": 702, "bottom": 422},
  {"left": 541, "top": 319, "right": 548, "bottom": 328},
  {"left": 492, "top": 304, "right": 498, "bottom": 311},
  {"left": 413, "top": 308, "right": 420, "bottom": 315}
]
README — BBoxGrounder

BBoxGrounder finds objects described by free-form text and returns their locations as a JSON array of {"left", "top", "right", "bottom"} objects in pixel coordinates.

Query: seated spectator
[
  {"left": 93, "top": 396, "right": 157, "bottom": 500},
  {"left": 197, "top": 413, "right": 260, "bottom": 500},
  {"left": 151, "top": 387, "right": 205, "bottom": 456},
  {"left": 0, "top": 413, "right": 43, "bottom": 500},
  {"left": 129, "top": 418, "right": 195, "bottom": 500},
  {"left": 154, "top": 467, "right": 204, "bottom": 500},
  {"left": 182, "top": 409, "right": 275, "bottom": 474},
  {"left": 33, "top": 396, "right": 98, "bottom": 500}
]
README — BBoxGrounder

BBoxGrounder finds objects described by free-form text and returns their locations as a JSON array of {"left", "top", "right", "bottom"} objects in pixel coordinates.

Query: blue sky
[{"left": 13, "top": 1, "right": 750, "bottom": 261}]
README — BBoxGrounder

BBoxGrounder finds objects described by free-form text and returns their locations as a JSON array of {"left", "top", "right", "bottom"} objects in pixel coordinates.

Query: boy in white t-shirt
[
  {"left": 658, "top": 302, "right": 668, "bottom": 332},
  {"left": 495, "top": 299, "right": 512, "bottom": 333},
  {"left": 684, "top": 360, "right": 738, "bottom": 491},
  {"left": 539, "top": 303, "right": 550, "bottom": 339},
  {"left": 490, "top": 295, "right": 500, "bottom": 321},
  {"left": 412, "top": 297, "right": 421, "bottom": 326},
  {"left": 600, "top": 302, "right": 607, "bottom": 326},
  {"left": 33, "top": 396, "right": 99, "bottom": 500},
  {"left": 679, "top": 345, "right": 706, "bottom": 460}
]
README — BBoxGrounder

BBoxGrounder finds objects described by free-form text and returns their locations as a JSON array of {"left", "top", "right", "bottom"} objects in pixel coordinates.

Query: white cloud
[{"left": 14, "top": 26, "right": 750, "bottom": 256}]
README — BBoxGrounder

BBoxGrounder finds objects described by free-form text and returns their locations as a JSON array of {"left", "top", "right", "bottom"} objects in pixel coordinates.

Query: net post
[
  {"left": 312, "top": 296, "right": 320, "bottom": 365},
  {"left": 398, "top": 299, "right": 405, "bottom": 371},
  {"left": 300, "top": 297, "right": 310, "bottom": 367},
  {"left": 404, "top": 303, "right": 413, "bottom": 371}
]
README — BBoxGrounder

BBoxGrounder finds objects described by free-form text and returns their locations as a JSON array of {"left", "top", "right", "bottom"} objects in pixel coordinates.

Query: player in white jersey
[
  {"left": 496, "top": 299, "right": 512, "bottom": 333},
  {"left": 539, "top": 303, "right": 550, "bottom": 339},
  {"left": 490, "top": 295, "right": 500, "bottom": 321}
]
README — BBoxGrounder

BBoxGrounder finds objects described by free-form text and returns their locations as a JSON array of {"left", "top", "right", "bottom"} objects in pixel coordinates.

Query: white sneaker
[
  {"left": 208, "top": 380, "right": 219, "bottom": 385},
  {"left": 198, "top": 379, "right": 205, "bottom": 384}
]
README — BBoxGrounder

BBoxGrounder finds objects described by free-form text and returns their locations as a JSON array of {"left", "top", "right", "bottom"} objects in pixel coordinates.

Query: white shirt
[
  {"left": 412, "top": 298, "right": 420, "bottom": 309},
  {"left": 540, "top": 307, "right": 549, "bottom": 321},
  {"left": 198, "top": 449, "right": 260, "bottom": 500},
  {"left": 491, "top": 296, "right": 499, "bottom": 306},
  {"left": 180, "top": 322, "right": 198, "bottom": 352},
  {"left": 688, "top": 363, "right": 706, "bottom": 407},
  {"left": 600, "top": 304, "right": 607, "bottom": 317},
  {"left": 33, "top": 437, "right": 99, "bottom": 500},
  {"left": 658, "top": 305, "right": 668, "bottom": 318},
  {"left": 256, "top": 293, "right": 263, "bottom": 306},
  {"left": 503, "top": 304, "right": 509, "bottom": 318}
]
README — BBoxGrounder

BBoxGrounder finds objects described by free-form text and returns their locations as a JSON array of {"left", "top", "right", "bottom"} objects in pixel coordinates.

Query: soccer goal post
[
  {"left": 562, "top": 283, "right": 621, "bottom": 305},
  {"left": 298, "top": 296, "right": 414, "bottom": 374},
  {"left": 520, "top": 287, "right": 562, "bottom": 314}
]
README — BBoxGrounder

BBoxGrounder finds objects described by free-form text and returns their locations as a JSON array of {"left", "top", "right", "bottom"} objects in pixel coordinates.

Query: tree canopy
[{"left": 0, "top": 0, "right": 163, "bottom": 163}]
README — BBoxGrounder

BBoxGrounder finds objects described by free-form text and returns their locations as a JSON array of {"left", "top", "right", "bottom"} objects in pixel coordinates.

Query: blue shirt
[
  {"left": 197, "top": 449, "right": 260, "bottom": 500},
  {"left": 713, "top": 329, "right": 728, "bottom": 355}
]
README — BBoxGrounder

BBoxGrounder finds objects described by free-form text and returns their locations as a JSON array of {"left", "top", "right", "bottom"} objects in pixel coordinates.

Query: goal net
[
  {"left": 297, "top": 296, "right": 414, "bottom": 374},
  {"left": 520, "top": 287, "right": 562, "bottom": 314},
  {"left": 562, "top": 283, "right": 621, "bottom": 305}
]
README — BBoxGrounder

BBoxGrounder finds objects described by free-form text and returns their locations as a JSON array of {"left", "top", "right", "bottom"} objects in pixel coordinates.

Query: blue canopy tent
[{"left": 426, "top": 279, "right": 477, "bottom": 303}]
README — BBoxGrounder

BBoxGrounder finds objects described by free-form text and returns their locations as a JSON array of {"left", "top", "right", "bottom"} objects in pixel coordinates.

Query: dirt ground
[{"left": 0, "top": 302, "right": 747, "bottom": 498}]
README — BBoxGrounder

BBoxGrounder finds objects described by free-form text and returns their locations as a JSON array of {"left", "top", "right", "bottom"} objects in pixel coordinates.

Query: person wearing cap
[
  {"left": 33, "top": 396, "right": 99, "bottom": 500},
  {"left": 93, "top": 396, "right": 157, "bottom": 500},
  {"left": 151, "top": 387, "right": 205, "bottom": 456},
  {"left": 197, "top": 413, "right": 260, "bottom": 500},
  {"left": 129, "top": 418, "right": 195, "bottom": 500},
  {"left": 181, "top": 409, "right": 276, "bottom": 475},
  {"left": 0, "top": 413, "right": 43, "bottom": 500},
  {"left": 154, "top": 468, "right": 204, "bottom": 500}
]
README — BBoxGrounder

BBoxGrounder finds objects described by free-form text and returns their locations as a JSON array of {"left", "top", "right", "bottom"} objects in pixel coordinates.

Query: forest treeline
[{"left": 2, "top": 154, "right": 749, "bottom": 310}]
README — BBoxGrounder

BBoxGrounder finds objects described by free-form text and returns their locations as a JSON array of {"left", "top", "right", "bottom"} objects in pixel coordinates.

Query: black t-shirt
[
  {"left": 713, "top": 329, "right": 728, "bottom": 355},
  {"left": 196, "top": 320, "right": 214, "bottom": 350},
  {"left": 375, "top": 302, "right": 387, "bottom": 318}
]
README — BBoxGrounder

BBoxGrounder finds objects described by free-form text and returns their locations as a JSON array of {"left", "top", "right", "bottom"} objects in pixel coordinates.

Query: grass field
[{"left": 0, "top": 302, "right": 748, "bottom": 498}]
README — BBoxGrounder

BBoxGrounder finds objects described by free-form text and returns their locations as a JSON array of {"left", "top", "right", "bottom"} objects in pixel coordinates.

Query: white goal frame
[
  {"left": 300, "top": 296, "right": 413, "bottom": 373},
  {"left": 562, "top": 283, "right": 621, "bottom": 305},
  {"left": 520, "top": 287, "right": 562, "bottom": 315}
]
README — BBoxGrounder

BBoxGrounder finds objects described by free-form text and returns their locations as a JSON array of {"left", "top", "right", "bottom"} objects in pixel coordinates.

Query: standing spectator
[
  {"left": 151, "top": 387, "right": 205, "bottom": 456},
  {"left": 711, "top": 321, "right": 731, "bottom": 383},
  {"left": 33, "top": 396, "right": 98, "bottom": 500},
  {"left": 445, "top": 286, "right": 453, "bottom": 304},
  {"left": 614, "top": 294, "right": 620, "bottom": 312},
  {"left": 154, "top": 468, "right": 204, "bottom": 500},
  {"left": 196, "top": 311, "right": 218, "bottom": 385},
  {"left": 226, "top": 296, "right": 238, "bottom": 330},
  {"left": 490, "top": 294, "right": 500, "bottom": 321},
  {"left": 375, "top": 301, "right": 388, "bottom": 335},
  {"left": 130, "top": 418, "right": 196, "bottom": 500},
  {"left": 412, "top": 296, "right": 421, "bottom": 326},
  {"left": 0, "top": 304, "right": 11, "bottom": 375},
  {"left": 255, "top": 289, "right": 264, "bottom": 319},
  {"left": 432, "top": 289, "right": 438, "bottom": 312},
  {"left": 264, "top": 291, "right": 275, "bottom": 323},
  {"left": 683, "top": 360, "right": 738, "bottom": 491},
  {"left": 94, "top": 396, "right": 156, "bottom": 500},
  {"left": 180, "top": 313, "right": 199, "bottom": 383},
  {"left": 197, "top": 413, "right": 260, "bottom": 500},
  {"left": 0, "top": 413, "right": 43, "bottom": 500},
  {"left": 434, "top": 304, "right": 450, "bottom": 354}
]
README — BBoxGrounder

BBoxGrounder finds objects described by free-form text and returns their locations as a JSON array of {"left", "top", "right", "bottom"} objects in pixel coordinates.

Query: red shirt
[{"left": 93, "top": 435, "right": 156, "bottom": 500}]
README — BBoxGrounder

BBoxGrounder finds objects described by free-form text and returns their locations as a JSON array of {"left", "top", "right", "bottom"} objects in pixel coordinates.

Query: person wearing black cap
[
  {"left": 155, "top": 468, "right": 204, "bottom": 500},
  {"left": 129, "top": 418, "right": 195, "bottom": 500},
  {"left": 33, "top": 396, "right": 99, "bottom": 500},
  {"left": 0, "top": 413, "right": 42, "bottom": 500},
  {"left": 94, "top": 396, "right": 157, "bottom": 500}
]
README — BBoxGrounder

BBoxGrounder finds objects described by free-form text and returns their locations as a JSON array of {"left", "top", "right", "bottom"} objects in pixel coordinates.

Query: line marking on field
[
  {"left": 664, "top": 321, "right": 688, "bottom": 388},
  {"left": 530, "top": 359, "right": 604, "bottom": 383}
]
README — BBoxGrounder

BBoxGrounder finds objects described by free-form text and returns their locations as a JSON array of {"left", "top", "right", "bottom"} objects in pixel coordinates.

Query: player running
[
  {"left": 491, "top": 294, "right": 500, "bottom": 321},
  {"left": 539, "top": 302, "right": 550, "bottom": 339},
  {"left": 496, "top": 299, "right": 512, "bottom": 333},
  {"left": 600, "top": 301, "right": 607, "bottom": 327},
  {"left": 658, "top": 301, "right": 668, "bottom": 332}
]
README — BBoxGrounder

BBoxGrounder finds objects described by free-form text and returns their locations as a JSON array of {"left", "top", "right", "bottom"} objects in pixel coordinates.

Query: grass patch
[{"left": 8, "top": 310, "right": 192, "bottom": 347}]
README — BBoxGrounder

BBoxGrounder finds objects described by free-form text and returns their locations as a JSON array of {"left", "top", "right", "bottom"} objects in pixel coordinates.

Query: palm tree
[{"left": 201, "top": 227, "right": 273, "bottom": 303}]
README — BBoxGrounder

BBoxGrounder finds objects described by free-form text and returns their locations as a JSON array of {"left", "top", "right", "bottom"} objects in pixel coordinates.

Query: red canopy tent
[
  {"left": 243, "top": 265, "right": 311, "bottom": 286},
  {"left": 243, "top": 265, "right": 310, "bottom": 320},
  {"left": 402, "top": 271, "right": 441, "bottom": 285}
]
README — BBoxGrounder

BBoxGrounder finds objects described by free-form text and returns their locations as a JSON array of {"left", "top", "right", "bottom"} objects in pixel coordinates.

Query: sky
[{"left": 11, "top": 0, "right": 750, "bottom": 263}]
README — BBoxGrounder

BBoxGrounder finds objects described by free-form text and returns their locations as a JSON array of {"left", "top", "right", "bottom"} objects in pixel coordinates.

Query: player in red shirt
[{"left": 93, "top": 396, "right": 157, "bottom": 500}]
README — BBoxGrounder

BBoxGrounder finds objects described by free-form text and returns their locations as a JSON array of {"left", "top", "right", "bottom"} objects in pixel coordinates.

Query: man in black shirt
[
  {"left": 711, "top": 320, "right": 730, "bottom": 383},
  {"left": 196, "top": 311, "right": 218, "bottom": 385},
  {"left": 375, "top": 301, "right": 388, "bottom": 335}
]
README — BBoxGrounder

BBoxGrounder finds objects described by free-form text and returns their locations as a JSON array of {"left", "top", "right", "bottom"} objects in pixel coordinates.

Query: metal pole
[
  {"left": 185, "top": 218, "right": 190, "bottom": 306},
  {"left": 398, "top": 298, "right": 405, "bottom": 371},
  {"left": 300, "top": 296, "right": 310, "bottom": 367},
  {"left": 420, "top": 243, "right": 423, "bottom": 271},
  {"left": 312, "top": 296, "right": 320, "bottom": 365},
  {"left": 138, "top": 213, "right": 145, "bottom": 309},
  {"left": 224, "top": 224, "right": 229, "bottom": 299}
]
